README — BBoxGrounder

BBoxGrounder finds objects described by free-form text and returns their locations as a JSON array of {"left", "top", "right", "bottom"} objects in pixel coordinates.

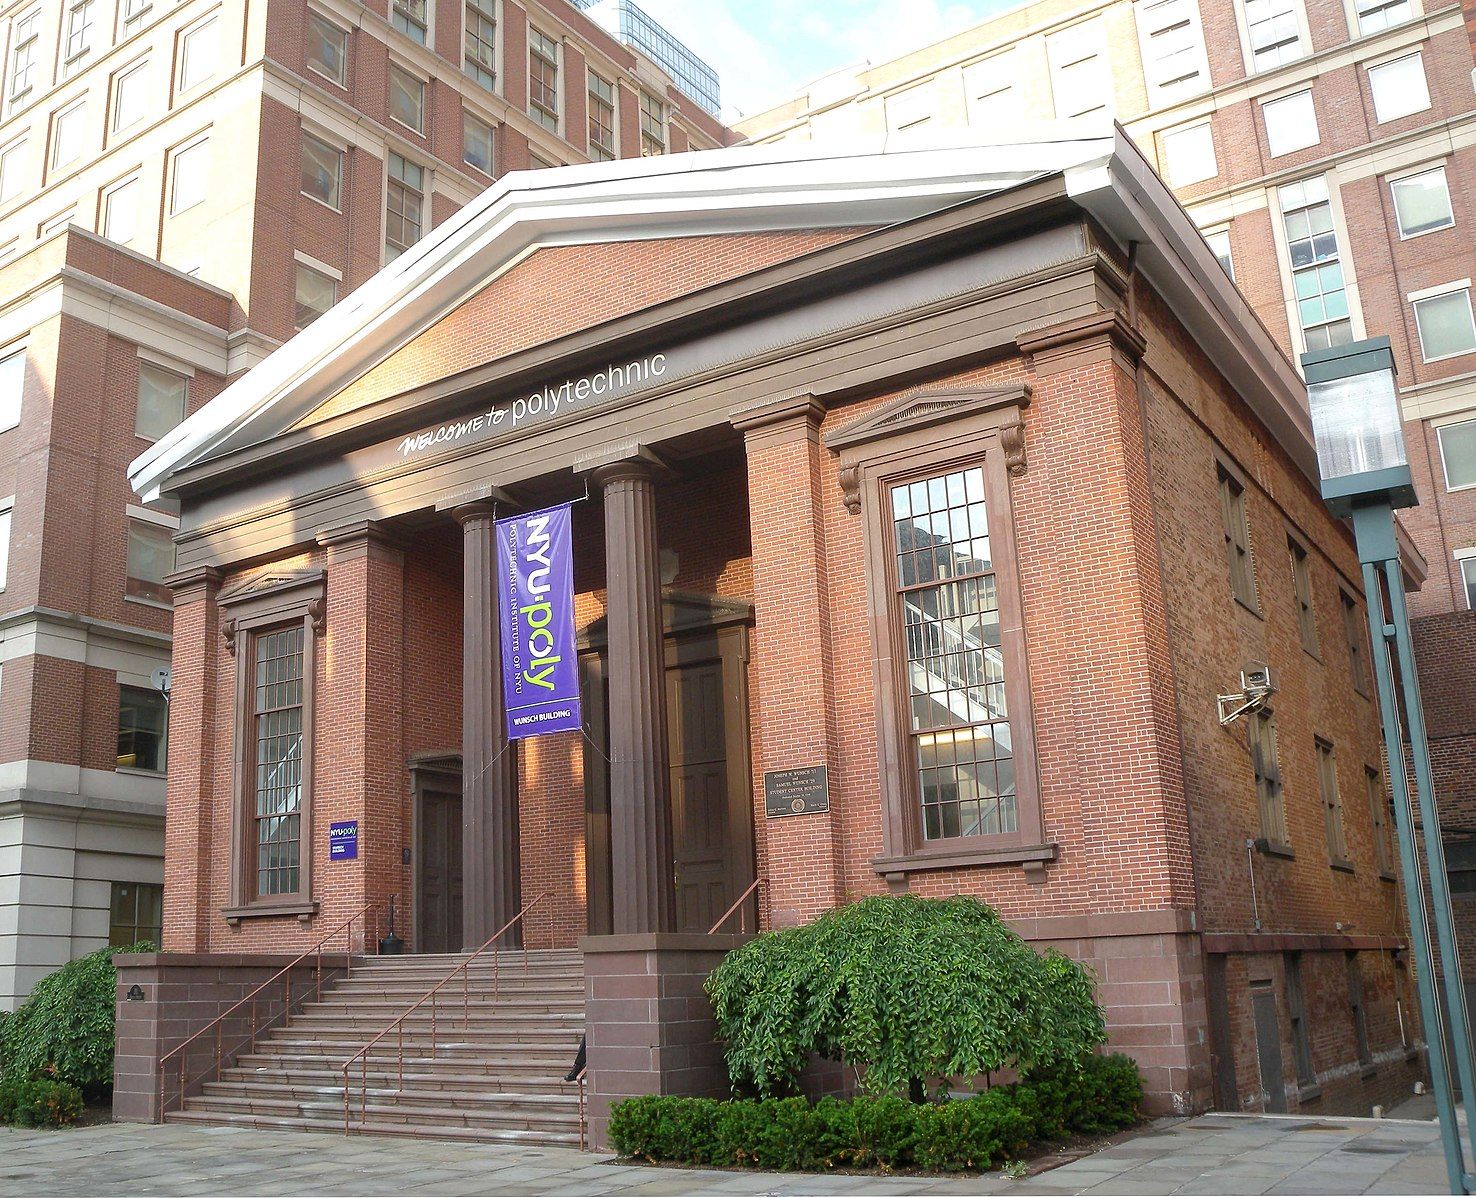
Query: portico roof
[{"left": 128, "top": 125, "right": 1314, "bottom": 503}]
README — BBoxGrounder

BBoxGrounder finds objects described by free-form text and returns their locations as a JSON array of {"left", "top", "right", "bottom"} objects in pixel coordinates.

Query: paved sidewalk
[{"left": 2, "top": 1113, "right": 1449, "bottom": 1196}]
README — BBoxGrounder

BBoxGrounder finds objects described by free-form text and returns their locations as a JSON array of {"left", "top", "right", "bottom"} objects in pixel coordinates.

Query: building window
[
  {"left": 588, "top": 71, "right": 616, "bottom": 161},
  {"left": 121, "top": 0, "right": 150, "bottom": 35},
  {"left": 391, "top": 0, "right": 426, "bottom": 45},
  {"left": 1366, "top": 766, "right": 1394, "bottom": 876},
  {"left": 1340, "top": 589, "right": 1369, "bottom": 694},
  {"left": 963, "top": 53, "right": 1019, "bottom": 126},
  {"left": 126, "top": 517, "right": 175, "bottom": 602},
  {"left": 1162, "top": 122, "right": 1216, "bottom": 186},
  {"left": 1413, "top": 287, "right": 1476, "bottom": 362},
  {"left": 0, "top": 500, "right": 11, "bottom": 591},
  {"left": 1461, "top": 554, "right": 1476, "bottom": 608},
  {"left": 0, "top": 139, "right": 26, "bottom": 202},
  {"left": 1243, "top": 0, "right": 1304, "bottom": 71},
  {"left": 1205, "top": 228, "right": 1234, "bottom": 279},
  {"left": 1135, "top": 0, "right": 1211, "bottom": 105},
  {"left": 299, "top": 131, "right": 341, "bottom": 209},
  {"left": 1218, "top": 464, "right": 1257, "bottom": 607},
  {"left": 136, "top": 361, "right": 186, "bottom": 440},
  {"left": 103, "top": 177, "right": 138, "bottom": 245},
  {"left": 1250, "top": 709, "right": 1287, "bottom": 845},
  {"left": 1262, "top": 89, "right": 1318, "bottom": 156},
  {"left": 294, "top": 262, "right": 336, "bottom": 330},
  {"left": 385, "top": 152, "right": 423, "bottom": 261},
  {"left": 1047, "top": 19, "right": 1112, "bottom": 118},
  {"left": 117, "top": 683, "right": 167, "bottom": 771},
  {"left": 1391, "top": 166, "right": 1453, "bottom": 238},
  {"left": 1437, "top": 420, "right": 1476, "bottom": 490},
  {"left": 109, "top": 882, "right": 162, "bottom": 947},
  {"left": 463, "top": 110, "right": 494, "bottom": 174},
  {"left": 528, "top": 28, "right": 559, "bottom": 131},
  {"left": 39, "top": 208, "right": 76, "bottom": 238},
  {"left": 1346, "top": 953, "right": 1373, "bottom": 1069},
  {"left": 112, "top": 61, "right": 148, "bottom": 132},
  {"left": 464, "top": 0, "right": 496, "bottom": 90},
  {"left": 306, "top": 12, "right": 347, "bottom": 86},
  {"left": 178, "top": 17, "right": 218, "bottom": 93},
  {"left": 1356, "top": 0, "right": 1411, "bottom": 33},
  {"left": 1317, "top": 738, "right": 1350, "bottom": 865},
  {"left": 1369, "top": 52, "right": 1429, "bottom": 123},
  {"left": 889, "top": 466, "right": 1018, "bottom": 842},
  {"left": 1289, "top": 535, "right": 1317, "bottom": 654},
  {"left": 8, "top": 9, "right": 40, "bottom": 106},
  {"left": 1285, "top": 954, "right": 1316, "bottom": 1089},
  {"left": 1279, "top": 177, "right": 1353, "bottom": 351},
  {"left": 63, "top": 0, "right": 94, "bottom": 70},
  {"left": 389, "top": 65, "right": 425, "bottom": 134},
  {"left": 250, "top": 625, "right": 307, "bottom": 898},
  {"left": 170, "top": 138, "right": 209, "bottom": 215},
  {"left": 640, "top": 89, "right": 665, "bottom": 156},
  {"left": 51, "top": 104, "right": 86, "bottom": 171},
  {"left": 0, "top": 346, "right": 22, "bottom": 432}
]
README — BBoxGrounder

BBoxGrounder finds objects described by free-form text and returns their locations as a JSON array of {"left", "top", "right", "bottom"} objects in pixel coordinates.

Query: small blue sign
[{"left": 329, "top": 820, "right": 358, "bottom": 861}]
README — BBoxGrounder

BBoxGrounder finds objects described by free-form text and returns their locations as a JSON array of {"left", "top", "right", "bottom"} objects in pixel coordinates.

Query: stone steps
[{"left": 171, "top": 949, "right": 587, "bottom": 1146}]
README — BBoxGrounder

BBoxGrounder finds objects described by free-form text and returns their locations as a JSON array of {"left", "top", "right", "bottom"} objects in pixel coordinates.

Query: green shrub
[
  {"left": 0, "top": 1076, "right": 85, "bottom": 1127},
  {"left": 705, "top": 896, "right": 1106, "bottom": 1098},
  {"left": 0, "top": 942, "right": 153, "bottom": 1101},
  {"left": 609, "top": 1053, "right": 1144, "bottom": 1174}
]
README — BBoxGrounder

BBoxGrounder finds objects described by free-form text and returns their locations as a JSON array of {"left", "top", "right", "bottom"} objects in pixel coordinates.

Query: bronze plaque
[{"left": 764, "top": 765, "right": 829, "bottom": 818}]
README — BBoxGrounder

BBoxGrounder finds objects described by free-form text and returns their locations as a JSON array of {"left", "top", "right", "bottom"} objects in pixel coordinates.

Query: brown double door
[{"left": 584, "top": 619, "right": 756, "bottom": 935}]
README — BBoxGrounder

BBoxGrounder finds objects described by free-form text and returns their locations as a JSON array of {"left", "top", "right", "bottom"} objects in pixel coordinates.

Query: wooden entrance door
[
  {"left": 417, "top": 783, "right": 463, "bottom": 953},
  {"left": 581, "top": 606, "right": 756, "bottom": 936}
]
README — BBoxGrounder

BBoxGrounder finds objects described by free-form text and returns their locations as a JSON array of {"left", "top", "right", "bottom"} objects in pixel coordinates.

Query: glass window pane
[
  {"left": 1391, "top": 168, "right": 1454, "bottom": 237},
  {"left": 1439, "top": 419, "right": 1476, "bottom": 490},
  {"left": 1415, "top": 290, "right": 1476, "bottom": 361}
]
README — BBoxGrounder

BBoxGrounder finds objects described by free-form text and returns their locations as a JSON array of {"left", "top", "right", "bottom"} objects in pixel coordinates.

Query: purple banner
[{"left": 496, "top": 503, "right": 582, "bottom": 740}]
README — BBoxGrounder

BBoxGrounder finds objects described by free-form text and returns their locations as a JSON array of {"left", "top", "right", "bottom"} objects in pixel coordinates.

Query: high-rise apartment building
[
  {"left": 739, "top": 0, "right": 1476, "bottom": 1105},
  {"left": 0, "top": 0, "right": 731, "bottom": 1007}
]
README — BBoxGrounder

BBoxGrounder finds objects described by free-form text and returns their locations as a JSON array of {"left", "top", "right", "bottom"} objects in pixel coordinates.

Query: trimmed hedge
[
  {"left": 0, "top": 1076, "right": 85, "bottom": 1128},
  {"left": 609, "top": 1052, "right": 1143, "bottom": 1173}
]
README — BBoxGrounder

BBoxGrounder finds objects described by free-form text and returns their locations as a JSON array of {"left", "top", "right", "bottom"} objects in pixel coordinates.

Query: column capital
[
  {"left": 452, "top": 501, "right": 498, "bottom": 526},
  {"left": 730, "top": 393, "right": 827, "bottom": 448},
  {"left": 164, "top": 564, "right": 223, "bottom": 603},
  {"left": 1015, "top": 310, "right": 1147, "bottom": 376},
  {"left": 576, "top": 440, "right": 668, "bottom": 483},
  {"left": 316, "top": 519, "right": 408, "bottom": 554}
]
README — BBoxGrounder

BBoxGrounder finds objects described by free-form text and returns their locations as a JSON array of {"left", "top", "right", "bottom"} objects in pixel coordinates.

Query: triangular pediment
[
  {"left": 824, "top": 386, "right": 1031, "bottom": 451},
  {"left": 218, "top": 568, "right": 325, "bottom": 607}
]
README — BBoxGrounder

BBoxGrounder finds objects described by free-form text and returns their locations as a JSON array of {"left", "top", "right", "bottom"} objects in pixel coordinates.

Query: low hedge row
[
  {"left": 608, "top": 1052, "right": 1143, "bottom": 1174},
  {"left": 0, "top": 1076, "right": 85, "bottom": 1128}
]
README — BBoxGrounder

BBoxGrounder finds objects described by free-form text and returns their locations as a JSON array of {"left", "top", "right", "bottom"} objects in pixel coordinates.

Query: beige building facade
[{"left": 0, "top": 0, "right": 730, "bottom": 1007}]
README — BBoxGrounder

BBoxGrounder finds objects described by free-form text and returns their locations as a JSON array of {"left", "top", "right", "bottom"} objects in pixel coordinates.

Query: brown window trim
[
  {"left": 1214, "top": 451, "right": 1261, "bottom": 618},
  {"left": 827, "top": 386, "right": 1055, "bottom": 882},
  {"left": 219, "top": 569, "right": 324, "bottom": 923}
]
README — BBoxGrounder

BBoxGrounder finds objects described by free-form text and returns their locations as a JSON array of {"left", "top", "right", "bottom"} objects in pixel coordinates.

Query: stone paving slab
[{"left": 0, "top": 1113, "right": 1449, "bottom": 1196}]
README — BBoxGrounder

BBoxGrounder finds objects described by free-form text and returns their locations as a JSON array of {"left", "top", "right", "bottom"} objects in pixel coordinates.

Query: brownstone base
[
  {"left": 113, "top": 952, "right": 352, "bottom": 1123},
  {"left": 579, "top": 932, "right": 748, "bottom": 1150}
]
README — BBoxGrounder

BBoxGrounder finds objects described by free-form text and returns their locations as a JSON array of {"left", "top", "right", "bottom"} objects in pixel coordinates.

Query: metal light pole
[{"left": 1304, "top": 336, "right": 1476, "bottom": 1195}]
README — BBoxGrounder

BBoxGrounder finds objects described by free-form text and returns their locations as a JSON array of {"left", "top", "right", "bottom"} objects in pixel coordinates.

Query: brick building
[
  {"left": 121, "top": 133, "right": 1425, "bottom": 1141},
  {"left": 0, "top": 0, "right": 730, "bottom": 1007}
]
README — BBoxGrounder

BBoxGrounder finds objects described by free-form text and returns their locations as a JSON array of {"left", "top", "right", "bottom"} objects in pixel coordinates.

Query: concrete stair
[{"left": 164, "top": 949, "right": 586, "bottom": 1145}]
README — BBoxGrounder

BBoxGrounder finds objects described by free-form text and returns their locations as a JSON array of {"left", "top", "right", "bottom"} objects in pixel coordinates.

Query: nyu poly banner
[{"left": 496, "top": 503, "right": 582, "bottom": 740}]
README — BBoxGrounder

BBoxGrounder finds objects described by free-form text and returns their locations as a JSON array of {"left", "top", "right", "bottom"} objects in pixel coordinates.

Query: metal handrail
[
  {"left": 575, "top": 1065, "right": 589, "bottom": 1151},
  {"left": 707, "top": 876, "right": 763, "bottom": 935},
  {"left": 156, "top": 896, "right": 386, "bottom": 1119},
  {"left": 340, "top": 891, "right": 549, "bottom": 1134}
]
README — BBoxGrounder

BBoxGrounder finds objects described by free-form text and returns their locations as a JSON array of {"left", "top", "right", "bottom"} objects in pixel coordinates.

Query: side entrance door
[{"left": 416, "top": 774, "right": 464, "bottom": 953}]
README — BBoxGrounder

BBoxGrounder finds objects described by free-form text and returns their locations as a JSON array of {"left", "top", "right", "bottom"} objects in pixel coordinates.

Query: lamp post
[{"left": 1303, "top": 335, "right": 1476, "bottom": 1194}]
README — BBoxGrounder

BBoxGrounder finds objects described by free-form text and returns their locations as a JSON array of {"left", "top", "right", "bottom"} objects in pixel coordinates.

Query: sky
[{"left": 630, "top": 0, "right": 1021, "bottom": 121}]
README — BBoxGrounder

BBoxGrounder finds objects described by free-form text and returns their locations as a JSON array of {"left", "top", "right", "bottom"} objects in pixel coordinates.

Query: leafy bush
[
  {"left": 0, "top": 942, "right": 153, "bottom": 1101},
  {"left": 0, "top": 1076, "right": 85, "bottom": 1127},
  {"left": 609, "top": 1053, "right": 1143, "bottom": 1173},
  {"left": 705, "top": 896, "right": 1106, "bottom": 1097}
]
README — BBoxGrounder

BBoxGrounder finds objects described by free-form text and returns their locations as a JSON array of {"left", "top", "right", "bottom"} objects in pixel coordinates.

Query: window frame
[
  {"left": 0, "top": 138, "right": 27, "bottom": 203},
  {"left": 1317, "top": 737, "right": 1352, "bottom": 869},
  {"left": 125, "top": 510, "right": 177, "bottom": 604},
  {"left": 116, "top": 681, "right": 168, "bottom": 773},
  {"left": 1287, "top": 531, "right": 1318, "bottom": 655},
  {"left": 168, "top": 134, "right": 209, "bottom": 215},
  {"left": 1411, "top": 284, "right": 1476, "bottom": 363},
  {"left": 1366, "top": 765, "right": 1395, "bottom": 880},
  {"left": 388, "top": 63, "right": 425, "bottom": 135},
  {"left": 1367, "top": 50, "right": 1429, "bottom": 124},
  {"left": 0, "top": 344, "right": 24, "bottom": 434},
  {"left": 1262, "top": 88, "right": 1318, "bottom": 157},
  {"left": 1134, "top": 0, "right": 1212, "bottom": 107},
  {"left": 135, "top": 356, "right": 187, "bottom": 441},
  {"left": 1285, "top": 952, "right": 1318, "bottom": 1093},
  {"left": 293, "top": 258, "right": 338, "bottom": 330},
  {"left": 587, "top": 69, "right": 616, "bottom": 161},
  {"left": 50, "top": 101, "right": 87, "bottom": 173},
  {"left": 962, "top": 50, "right": 1019, "bottom": 126},
  {"left": 1340, "top": 587, "right": 1370, "bottom": 696},
  {"left": 1277, "top": 175, "right": 1355, "bottom": 353},
  {"left": 1046, "top": 17, "right": 1113, "bottom": 119},
  {"left": 299, "top": 128, "right": 342, "bottom": 211},
  {"left": 176, "top": 14, "right": 219, "bottom": 95},
  {"left": 384, "top": 151, "right": 424, "bottom": 262},
  {"left": 1389, "top": 164, "right": 1454, "bottom": 239},
  {"left": 222, "top": 572, "right": 324, "bottom": 919},
  {"left": 1346, "top": 953, "right": 1374, "bottom": 1072},
  {"left": 1250, "top": 707, "right": 1289, "bottom": 849},
  {"left": 101, "top": 173, "right": 139, "bottom": 245},
  {"left": 1161, "top": 119, "right": 1217, "bottom": 186},
  {"left": 827, "top": 388, "right": 1050, "bottom": 877},
  {"left": 63, "top": 0, "right": 95, "bottom": 72},
  {"left": 305, "top": 11, "right": 347, "bottom": 87},
  {"left": 0, "top": 496, "right": 12, "bottom": 592},
  {"left": 464, "top": 0, "right": 496, "bottom": 91},
  {"left": 1238, "top": 0, "right": 1308, "bottom": 74},
  {"left": 639, "top": 88, "right": 665, "bottom": 156},
  {"left": 111, "top": 58, "right": 148, "bottom": 133},
  {"left": 391, "top": 0, "right": 427, "bottom": 45},
  {"left": 109, "top": 881, "right": 163, "bottom": 947},
  {"left": 528, "top": 26, "right": 559, "bottom": 132},
  {"left": 1437, "top": 418, "right": 1476, "bottom": 492},
  {"left": 8, "top": 8, "right": 41, "bottom": 108},
  {"left": 1458, "top": 549, "right": 1476, "bottom": 609},
  {"left": 462, "top": 108, "right": 494, "bottom": 175},
  {"left": 1217, "top": 458, "right": 1259, "bottom": 612}
]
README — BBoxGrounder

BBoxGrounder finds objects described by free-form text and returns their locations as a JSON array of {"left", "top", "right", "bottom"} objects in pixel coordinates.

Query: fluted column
[
  {"left": 593, "top": 460, "right": 676, "bottom": 934},
  {"left": 456, "top": 502, "right": 522, "bottom": 948}
]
